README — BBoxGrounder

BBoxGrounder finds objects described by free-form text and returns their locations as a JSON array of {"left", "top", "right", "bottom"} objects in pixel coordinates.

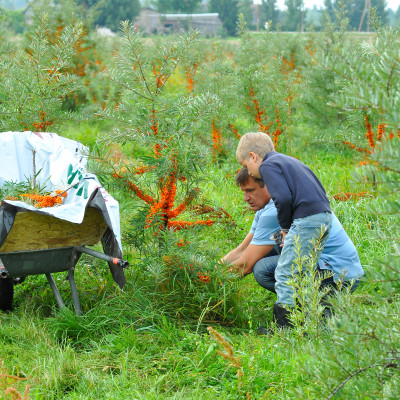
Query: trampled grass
[{"left": 2, "top": 120, "right": 396, "bottom": 399}]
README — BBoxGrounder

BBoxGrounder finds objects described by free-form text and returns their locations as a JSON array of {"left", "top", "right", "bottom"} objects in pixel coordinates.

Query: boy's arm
[
  {"left": 221, "top": 233, "right": 253, "bottom": 264},
  {"left": 230, "top": 244, "right": 274, "bottom": 276}
]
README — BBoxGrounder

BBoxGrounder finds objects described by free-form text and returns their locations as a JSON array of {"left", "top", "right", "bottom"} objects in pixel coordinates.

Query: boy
[{"left": 236, "top": 132, "right": 332, "bottom": 327}]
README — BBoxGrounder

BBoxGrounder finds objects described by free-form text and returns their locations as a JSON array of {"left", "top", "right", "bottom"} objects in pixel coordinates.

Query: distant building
[
  {"left": 136, "top": 8, "right": 160, "bottom": 35},
  {"left": 136, "top": 8, "right": 222, "bottom": 36}
]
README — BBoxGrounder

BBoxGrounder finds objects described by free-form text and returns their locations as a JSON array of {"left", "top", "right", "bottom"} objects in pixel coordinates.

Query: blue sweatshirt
[{"left": 259, "top": 151, "right": 331, "bottom": 230}]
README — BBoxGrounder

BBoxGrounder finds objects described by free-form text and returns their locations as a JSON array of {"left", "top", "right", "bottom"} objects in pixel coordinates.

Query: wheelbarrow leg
[
  {"left": 45, "top": 273, "right": 65, "bottom": 310},
  {"left": 67, "top": 268, "right": 82, "bottom": 316}
]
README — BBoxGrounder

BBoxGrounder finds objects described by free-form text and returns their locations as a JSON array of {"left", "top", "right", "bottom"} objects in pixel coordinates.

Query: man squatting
[{"left": 222, "top": 167, "right": 364, "bottom": 331}]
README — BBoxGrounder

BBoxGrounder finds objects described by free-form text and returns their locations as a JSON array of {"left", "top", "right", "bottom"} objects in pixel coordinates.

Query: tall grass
[
  {"left": 1, "top": 28, "right": 398, "bottom": 398},
  {"left": 3, "top": 131, "right": 390, "bottom": 398}
]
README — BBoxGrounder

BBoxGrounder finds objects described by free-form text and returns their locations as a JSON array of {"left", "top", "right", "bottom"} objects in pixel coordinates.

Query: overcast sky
[{"left": 275, "top": 0, "right": 399, "bottom": 10}]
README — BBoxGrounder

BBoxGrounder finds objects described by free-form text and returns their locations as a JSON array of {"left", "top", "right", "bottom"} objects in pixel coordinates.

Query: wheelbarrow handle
[{"left": 75, "top": 246, "right": 129, "bottom": 269}]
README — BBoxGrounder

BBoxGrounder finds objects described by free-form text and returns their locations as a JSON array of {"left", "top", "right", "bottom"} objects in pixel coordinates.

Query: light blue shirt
[
  {"left": 249, "top": 200, "right": 364, "bottom": 281},
  {"left": 249, "top": 201, "right": 280, "bottom": 246},
  {"left": 316, "top": 214, "right": 364, "bottom": 281}
]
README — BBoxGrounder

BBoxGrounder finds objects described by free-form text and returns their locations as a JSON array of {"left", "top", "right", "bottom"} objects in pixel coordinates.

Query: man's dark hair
[{"left": 235, "top": 167, "right": 265, "bottom": 188}]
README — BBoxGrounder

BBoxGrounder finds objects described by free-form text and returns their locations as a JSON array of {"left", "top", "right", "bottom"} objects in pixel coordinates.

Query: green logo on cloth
[{"left": 67, "top": 164, "right": 89, "bottom": 199}]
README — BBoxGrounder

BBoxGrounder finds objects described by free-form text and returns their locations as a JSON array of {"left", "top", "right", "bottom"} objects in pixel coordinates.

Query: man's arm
[
  {"left": 221, "top": 233, "right": 254, "bottom": 264},
  {"left": 230, "top": 244, "right": 274, "bottom": 276}
]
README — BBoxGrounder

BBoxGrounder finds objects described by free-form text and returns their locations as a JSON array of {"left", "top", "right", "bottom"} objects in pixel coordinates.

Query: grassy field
[
  {"left": 1, "top": 20, "right": 399, "bottom": 398},
  {"left": 0, "top": 118, "right": 394, "bottom": 399}
]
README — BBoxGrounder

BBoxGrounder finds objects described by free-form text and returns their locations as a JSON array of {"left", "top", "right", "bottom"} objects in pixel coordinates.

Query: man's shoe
[
  {"left": 273, "top": 303, "right": 294, "bottom": 328},
  {"left": 320, "top": 299, "right": 335, "bottom": 319},
  {"left": 256, "top": 304, "right": 294, "bottom": 335}
]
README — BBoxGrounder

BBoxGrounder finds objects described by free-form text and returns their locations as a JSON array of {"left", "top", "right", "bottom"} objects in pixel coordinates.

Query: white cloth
[{"left": 0, "top": 131, "right": 122, "bottom": 251}]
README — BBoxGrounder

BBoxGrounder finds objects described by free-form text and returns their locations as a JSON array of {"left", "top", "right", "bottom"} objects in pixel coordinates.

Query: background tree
[
  {"left": 393, "top": 5, "right": 400, "bottom": 26},
  {"left": 0, "top": 13, "right": 83, "bottom": 131},
  {"left": 239, "top": 0, "right": 255, "bottom": 28},
  {"left": 326, "top": 0, "right": 388, "bottom": 30},
  {"left": 323, "top": 0, "right": 336, "bottom": 21},
  {"left": 156, "top": 0, "right": 202, "bottom": 13},
  {"left": 0, "top": 0, "right": 27, "bottom": 8},
  {"left": 30, "top": 0, "right": 97, "bottom": 26},
  {"left": 209, "top": 0, "right": 240, "bottom": 36},
  {"left": 26, "top": 0, "right": 109, "bottom": 113},
  {"left": 284, "top": 0, "right": 305, "bottom": 31},
  {"left": 305, "top": 5, "right": 324, "bottom": 30},
  {"left": 77, "top": 0, "right": 141, "bottom": 31},
  {"left": 0, "top": 7, "right": 25, "bottom": 33},
  {"left": 262, "top": 0, "right": 279, "bottom": 29}
]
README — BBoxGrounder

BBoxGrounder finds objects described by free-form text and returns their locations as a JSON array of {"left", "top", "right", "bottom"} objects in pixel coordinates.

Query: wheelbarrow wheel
[{"left": 0, "top": 278, "right": 14, "bottom": 311}]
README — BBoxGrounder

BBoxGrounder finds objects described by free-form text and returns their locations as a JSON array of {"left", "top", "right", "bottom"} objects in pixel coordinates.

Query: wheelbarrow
[{"left": 0, "top": 206, "right": 129, "bottom": 315}]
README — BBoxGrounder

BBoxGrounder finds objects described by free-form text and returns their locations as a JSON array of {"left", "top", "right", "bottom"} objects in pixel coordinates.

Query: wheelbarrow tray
[{"left": 0, "top": 246, "right": 82, "bottom": 278}]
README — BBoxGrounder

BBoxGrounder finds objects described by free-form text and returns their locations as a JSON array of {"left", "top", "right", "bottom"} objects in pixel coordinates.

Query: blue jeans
[
  {"left": 253, "top": 254, "right": 280, "bottom": 294},
  {"left": 255, "top": 212, "right": 332, "bottom": 306},
  {"left": 253, "top": 255, "right": 360, "bottom": 295}
]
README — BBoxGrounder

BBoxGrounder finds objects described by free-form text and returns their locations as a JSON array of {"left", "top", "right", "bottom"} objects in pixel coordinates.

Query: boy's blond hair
[{"left": 236, "top": 132, "right": 274, "bottom": 163}]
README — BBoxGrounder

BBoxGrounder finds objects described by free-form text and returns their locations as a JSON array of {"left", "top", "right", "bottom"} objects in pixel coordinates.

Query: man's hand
[
  {"left": 214, "top": 261, "right": 243, "bottom": 278},
  {"left": 215, "top": 258, "right": 228, "bottom": 270},
  {"left": 228, "top": 264, "right": 244, "bottom": 276},
  {"left": 281, "top": 230, "right": 287, "bottom": 247}
]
